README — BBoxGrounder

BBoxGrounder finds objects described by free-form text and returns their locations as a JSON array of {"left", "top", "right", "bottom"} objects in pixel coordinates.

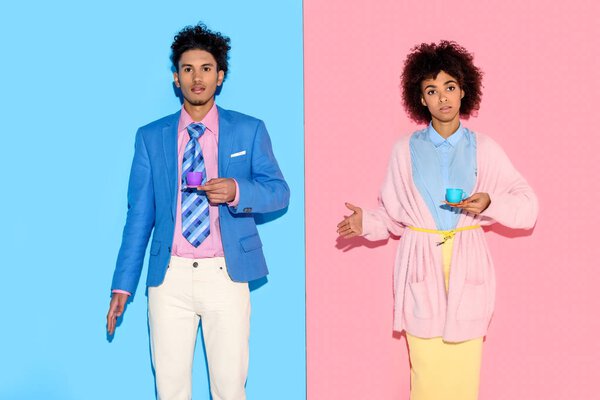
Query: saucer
[
  {"left": 182, "top": 185, "right": 202, "bottom": 191},
  {"left": 443, "top": 201, "right": 463, "bottom": 207}
]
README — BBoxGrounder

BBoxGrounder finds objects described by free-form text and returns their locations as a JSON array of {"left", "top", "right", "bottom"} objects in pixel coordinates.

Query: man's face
[
  {"left": 420, "top": 70, "right": 465, "bottom": 125},
  {"left": 174, "top": 49, "right": 224, "bottom": 108}
]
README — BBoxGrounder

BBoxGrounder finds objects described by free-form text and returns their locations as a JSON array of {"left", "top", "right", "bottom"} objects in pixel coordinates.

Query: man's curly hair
[
  {"left": 401, "top": 41, "right": 483, "bottom": 124},
  {"left": 171, "top": 23, "right": 231, "bottom": 77}
]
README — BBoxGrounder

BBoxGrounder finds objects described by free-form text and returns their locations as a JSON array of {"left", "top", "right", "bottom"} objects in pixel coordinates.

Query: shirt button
[{"left": 193, "top": 262, "right": 198, "bottom": 268}]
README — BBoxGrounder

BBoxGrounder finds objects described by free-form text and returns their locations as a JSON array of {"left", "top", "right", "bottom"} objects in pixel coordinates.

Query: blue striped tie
[{"left": 181, "top": 123, "right": 210, "bottom": 247}]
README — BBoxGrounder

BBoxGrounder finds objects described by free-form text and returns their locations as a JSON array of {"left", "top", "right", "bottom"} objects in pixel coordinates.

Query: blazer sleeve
[
  {"left": 111, "top": 128, "right": 156, "bottom": 296},
  {"left": 362, "top": 142, "right": 405, "bottom": 241},
  {"left": 478, "top": 136, "right": 539, "bottom": 229},
  {"left": 230, "top": 120, "right": 290, "bottom": 214}
]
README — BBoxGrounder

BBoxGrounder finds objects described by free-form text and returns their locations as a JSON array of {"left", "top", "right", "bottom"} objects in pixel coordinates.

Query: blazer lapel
[
  {"left": 217, "top": 106, "right": 234, "bottom": 176},
  {"left": 162, "top": 111, "right": 180, "bottom": 219}
]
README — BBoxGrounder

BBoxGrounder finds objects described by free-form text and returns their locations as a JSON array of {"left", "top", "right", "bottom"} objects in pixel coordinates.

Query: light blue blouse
[{"left": 409, "top": 123, "right": 477, "bottom": 231}]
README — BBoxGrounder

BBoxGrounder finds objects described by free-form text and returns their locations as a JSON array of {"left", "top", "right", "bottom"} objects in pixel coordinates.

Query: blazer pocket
[
  {"left": 408, "top": 279, "right": 434, "bottom": 319},
  {"left": 456, "top": 282, "right": 486, "bottom": 320},
  {"left": 239, "top": 234, "right": 262, "bottom": 252},
  {"left": 150, "top": 240, "right": 161, "bottom": 256},
  {"left": 229, "top": 153, "right": 247, "bottom": 164}
]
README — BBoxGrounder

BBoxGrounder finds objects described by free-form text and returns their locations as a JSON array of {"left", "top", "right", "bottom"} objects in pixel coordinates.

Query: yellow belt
[{"left": 408, "top": 225, "right": 481, "bottom": 246}]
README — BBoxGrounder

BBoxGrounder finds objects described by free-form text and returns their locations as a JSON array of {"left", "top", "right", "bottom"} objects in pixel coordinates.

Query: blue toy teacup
[{"left": 445, "top": 188, "right": 468, "bottom": 204}]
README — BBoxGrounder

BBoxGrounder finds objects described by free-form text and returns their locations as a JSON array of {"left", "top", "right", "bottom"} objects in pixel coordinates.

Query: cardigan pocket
[
  {"left": 456, "top": 282, "right": 486, "bottom": 320},
  {"left": 408, "top": 280, "right": 434, "bottom": 319}
]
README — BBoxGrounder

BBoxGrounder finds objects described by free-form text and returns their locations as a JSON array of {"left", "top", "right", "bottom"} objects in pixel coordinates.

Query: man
[{"left": 106, "top": 23, "right": 289, "bottom": 400}]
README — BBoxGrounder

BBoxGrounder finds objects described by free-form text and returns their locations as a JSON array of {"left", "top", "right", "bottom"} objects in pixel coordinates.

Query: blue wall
[{"left": 0, "top": 1, "right": 305, "bottom": 399}]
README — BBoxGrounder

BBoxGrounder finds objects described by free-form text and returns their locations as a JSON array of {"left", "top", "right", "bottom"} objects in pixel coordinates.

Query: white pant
[{"left": 148, "top": 256, "right": 250, "bottom": 400}]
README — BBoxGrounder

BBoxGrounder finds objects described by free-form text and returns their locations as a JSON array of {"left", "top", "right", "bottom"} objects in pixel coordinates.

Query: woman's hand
[
  {"left": 337, "top": 203, "right": 363, "bottom": 238},
  {"left": 446, "top": 192, "right": 491, "bottom": 214}
]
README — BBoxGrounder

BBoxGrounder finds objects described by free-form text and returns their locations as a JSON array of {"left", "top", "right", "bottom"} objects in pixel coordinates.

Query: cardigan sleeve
[
  {"left": 362, "top": 141, "right": 406, "bottom": 241},
  {"left": 363, "top": 204, "right": 404, "bottom": 241},
  {"left": 478, "top": 136, "right": 539, "bottom": 229}
]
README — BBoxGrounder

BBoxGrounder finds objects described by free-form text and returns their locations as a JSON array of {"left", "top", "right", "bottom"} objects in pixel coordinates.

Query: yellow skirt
[{"left": 406, "top": 235, "right": 483, "bottom": 400}]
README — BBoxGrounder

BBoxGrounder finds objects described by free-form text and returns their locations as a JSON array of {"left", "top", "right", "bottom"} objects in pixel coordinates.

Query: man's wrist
[{"left": 227, "top": 179, "right": 240, "bottom": 207}]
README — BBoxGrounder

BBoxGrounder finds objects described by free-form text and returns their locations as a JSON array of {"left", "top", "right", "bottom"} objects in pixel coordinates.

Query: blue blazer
[{"left": 111, "top": 107, "right": 290, "bottom": 296}]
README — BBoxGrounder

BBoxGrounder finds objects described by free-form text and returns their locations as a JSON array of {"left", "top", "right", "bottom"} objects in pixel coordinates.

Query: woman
[{"left": 337, "top": 41, "right": 538, "bottom": 400}]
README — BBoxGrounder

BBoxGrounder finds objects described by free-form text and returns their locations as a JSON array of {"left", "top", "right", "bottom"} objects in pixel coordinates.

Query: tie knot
[{"left": 187, "top": 123, "right": 206, "bottom": 139}]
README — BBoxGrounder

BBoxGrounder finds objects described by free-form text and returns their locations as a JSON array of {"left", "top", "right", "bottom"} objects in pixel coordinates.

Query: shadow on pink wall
[{"left": 335, "top": 235, "right": 397, "bottom": 252}]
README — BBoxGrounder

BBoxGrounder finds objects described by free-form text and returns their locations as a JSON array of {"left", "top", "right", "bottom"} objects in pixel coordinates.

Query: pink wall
[{"left": 305, "top": 1, "right": 600, "bottom": 398}]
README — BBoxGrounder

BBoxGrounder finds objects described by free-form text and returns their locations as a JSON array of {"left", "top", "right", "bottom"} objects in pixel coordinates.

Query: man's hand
[
  {"left": 445, "top": 192, "right": 491, "bottom": 215},
  {"left": 199, "top": 178, "right": 236, "bottom": 204},
  {"left": 337, "top": 202, "right": 363, "bottom": 238},
  {"left": 106, "top": 293, "right": 129, "bottom": 335}
]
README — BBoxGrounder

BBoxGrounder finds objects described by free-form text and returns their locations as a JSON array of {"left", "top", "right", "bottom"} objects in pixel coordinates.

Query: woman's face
[{"left": 420, "top": 70, "right": 465, "bottom": 125}]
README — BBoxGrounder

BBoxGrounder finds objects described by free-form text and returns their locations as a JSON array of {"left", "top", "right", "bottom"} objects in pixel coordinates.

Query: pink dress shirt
[
  {"left": 172, "top": 103, "right": 239, "bottom": 258},
  {"left": 112, "top": 103, "right": 239, "bottom": 296}
]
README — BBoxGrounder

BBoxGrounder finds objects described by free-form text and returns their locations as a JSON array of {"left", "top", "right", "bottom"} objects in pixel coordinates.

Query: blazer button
[
  {"left": 193, "top": 262, "right": 198, "bottom": 268},
  {"left": 243, "top": 207, "right": 252, "bottom": 213}
]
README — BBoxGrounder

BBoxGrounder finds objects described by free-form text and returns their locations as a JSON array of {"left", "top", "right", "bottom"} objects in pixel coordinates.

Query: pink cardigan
[{"left": 362, "top": 132, "right": 538, "bottom": 342}]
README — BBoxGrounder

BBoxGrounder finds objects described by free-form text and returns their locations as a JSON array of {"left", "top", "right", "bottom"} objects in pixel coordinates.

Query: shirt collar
[
  {"left": 179, "top": 103, "right": 219, "bottom": 136},
  {"left": 427, "top": 122, "right": 464, "bottom": 148}
]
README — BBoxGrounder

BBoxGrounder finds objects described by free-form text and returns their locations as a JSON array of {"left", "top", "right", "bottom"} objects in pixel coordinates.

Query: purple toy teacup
[{"left": 186, "top": 171, "right": 203, "bottom": 187}]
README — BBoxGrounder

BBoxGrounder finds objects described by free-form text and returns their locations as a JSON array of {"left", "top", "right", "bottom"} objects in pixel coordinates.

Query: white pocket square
[{"left": 230, "top": 150, "right": 246, "bottom": 158}]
